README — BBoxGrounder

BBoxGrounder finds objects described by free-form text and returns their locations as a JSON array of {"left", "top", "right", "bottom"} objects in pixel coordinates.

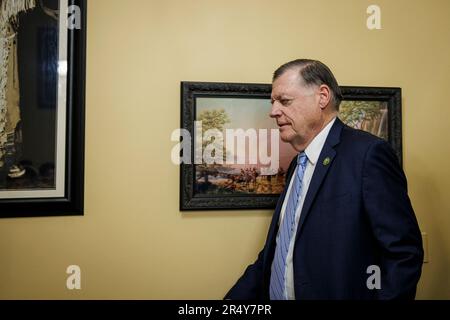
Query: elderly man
[{"left": 225, "top": 59, "right": 423, "bottom": 300}]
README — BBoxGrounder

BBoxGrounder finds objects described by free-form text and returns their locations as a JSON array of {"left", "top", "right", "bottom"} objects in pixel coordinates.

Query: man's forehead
[
  {"left": 272, "top": 72, "right": 300, "bottom": 97},
  {"left": 274, "top": 68, "right": 302, "bottom": 83}
]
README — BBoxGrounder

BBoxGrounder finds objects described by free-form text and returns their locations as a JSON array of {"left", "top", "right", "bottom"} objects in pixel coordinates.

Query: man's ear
[{"left": 318, "top": 85, "right": 332, "bottom": 110}]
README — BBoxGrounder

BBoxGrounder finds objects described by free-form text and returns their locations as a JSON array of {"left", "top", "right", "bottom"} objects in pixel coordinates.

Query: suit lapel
[{"left": 295, "top": 118, "right": 344, "bottom": 240}]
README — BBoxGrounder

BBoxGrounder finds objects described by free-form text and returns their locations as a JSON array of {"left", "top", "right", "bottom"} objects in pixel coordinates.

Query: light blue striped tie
[{"left": 270, "top": 152, "right": 308, "bottom": 300}]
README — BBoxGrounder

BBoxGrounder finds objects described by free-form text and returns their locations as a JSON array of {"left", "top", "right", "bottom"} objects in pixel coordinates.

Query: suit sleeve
[
  {"left": 224, "top": 157, "right": 297, "bottom": 300},
  {"left": 223, "top": 248, "right": 266, "bottom": 300},
  {"left": 362, "top": 140, "right": 424, "bottom": 300}
]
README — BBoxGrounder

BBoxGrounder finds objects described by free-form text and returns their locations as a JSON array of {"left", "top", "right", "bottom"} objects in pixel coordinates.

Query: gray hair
[{"left": 273, "top": 59, "right": 343, "bottom": 111}]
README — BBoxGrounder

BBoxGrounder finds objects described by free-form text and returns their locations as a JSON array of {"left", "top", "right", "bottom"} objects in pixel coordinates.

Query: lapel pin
[{"left": 323, "top": 157, "right": 331, "bottom": 166}]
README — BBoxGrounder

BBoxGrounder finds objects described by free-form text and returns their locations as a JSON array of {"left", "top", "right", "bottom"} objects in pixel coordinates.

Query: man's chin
[{"left": 279, "top": 133, "right": 293, "bottom": 143}]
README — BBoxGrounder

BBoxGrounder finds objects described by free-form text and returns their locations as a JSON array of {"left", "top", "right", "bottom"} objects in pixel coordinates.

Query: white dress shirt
[{"left": 278, "top": 117, "right": 336, "bottom": 300}]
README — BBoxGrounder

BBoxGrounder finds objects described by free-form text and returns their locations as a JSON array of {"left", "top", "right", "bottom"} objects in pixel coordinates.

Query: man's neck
[{"left": 291, "top": 114, "right": 337, "bottom": 152}]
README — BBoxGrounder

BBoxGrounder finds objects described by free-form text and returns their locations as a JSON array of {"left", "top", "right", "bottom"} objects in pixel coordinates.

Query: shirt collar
[{"left": 304, "top": 117, "right": 337, "bottom": 165}]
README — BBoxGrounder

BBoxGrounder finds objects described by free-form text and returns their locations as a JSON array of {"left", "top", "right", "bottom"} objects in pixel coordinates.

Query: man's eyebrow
[{"left": 271, "top": 95, "right": 292, "bottom": 100}]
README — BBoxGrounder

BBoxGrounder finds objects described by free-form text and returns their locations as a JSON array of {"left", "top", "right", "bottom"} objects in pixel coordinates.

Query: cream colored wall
[{"left": 0, "top": 0, "right": 448, "bottom": 299}]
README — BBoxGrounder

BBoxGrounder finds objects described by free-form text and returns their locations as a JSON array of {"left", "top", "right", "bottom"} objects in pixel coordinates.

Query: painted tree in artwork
[
  {"left": 339, "top": 101, "right": 387, "bottom": 139},
  {"left": 197, "top": 109, "right": 230, "bottom": 152},
  {"left": 196, "top": 109, "right": 230, "bottom": 184}
]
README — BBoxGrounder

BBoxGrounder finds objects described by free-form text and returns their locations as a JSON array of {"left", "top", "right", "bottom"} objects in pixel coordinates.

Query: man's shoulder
[
  {"left": 340, "top": 123, "right": 386, "bottom": 148},
  {"left": 336, "top": 123, "right": 393, "bottom": 164}
]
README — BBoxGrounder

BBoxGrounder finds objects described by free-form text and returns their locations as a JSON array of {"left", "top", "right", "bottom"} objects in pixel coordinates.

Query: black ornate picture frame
[
  {"left": 340, "top": 86, "right": 402, "bottom": 164},
  {"left": 0, "top": 0, "right": 86, "bottom": 218},
  {"left": 180, "top": 82, "right": 402, "bottom": 211}
]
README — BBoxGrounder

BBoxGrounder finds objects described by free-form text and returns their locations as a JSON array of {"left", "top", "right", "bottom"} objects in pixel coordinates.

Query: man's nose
[{"left": 270, "top": 101, "right": 282, "bottom": 118}]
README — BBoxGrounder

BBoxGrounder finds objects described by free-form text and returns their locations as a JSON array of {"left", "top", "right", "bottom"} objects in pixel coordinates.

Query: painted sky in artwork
[{"left": 196, "top": 97, "right": 297, "bottom": 171}]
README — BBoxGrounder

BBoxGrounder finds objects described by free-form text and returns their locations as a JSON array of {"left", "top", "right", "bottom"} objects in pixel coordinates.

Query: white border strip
[{"left": 0, "top": 0, "right": 68, "bottom": 199}]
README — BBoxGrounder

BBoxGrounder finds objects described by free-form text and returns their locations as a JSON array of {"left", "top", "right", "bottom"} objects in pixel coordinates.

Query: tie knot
[{"left": 297, "top": 152, "right": 308, "bottom": 167}]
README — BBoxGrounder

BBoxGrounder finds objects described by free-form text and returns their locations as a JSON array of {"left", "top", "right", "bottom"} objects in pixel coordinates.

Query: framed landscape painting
[{"left": 180, "top": 82, "right": 401, "bottom": 211}]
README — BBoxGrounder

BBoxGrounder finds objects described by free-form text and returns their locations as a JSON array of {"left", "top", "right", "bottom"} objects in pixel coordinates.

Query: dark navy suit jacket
[{"left": 225, "top": 118, "right": 423, "bottom": 300}]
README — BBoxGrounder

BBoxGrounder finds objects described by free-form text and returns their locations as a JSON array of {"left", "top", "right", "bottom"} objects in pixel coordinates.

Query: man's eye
[{"left": 281, "top": 99, "right": 291, "bottom": 106}]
